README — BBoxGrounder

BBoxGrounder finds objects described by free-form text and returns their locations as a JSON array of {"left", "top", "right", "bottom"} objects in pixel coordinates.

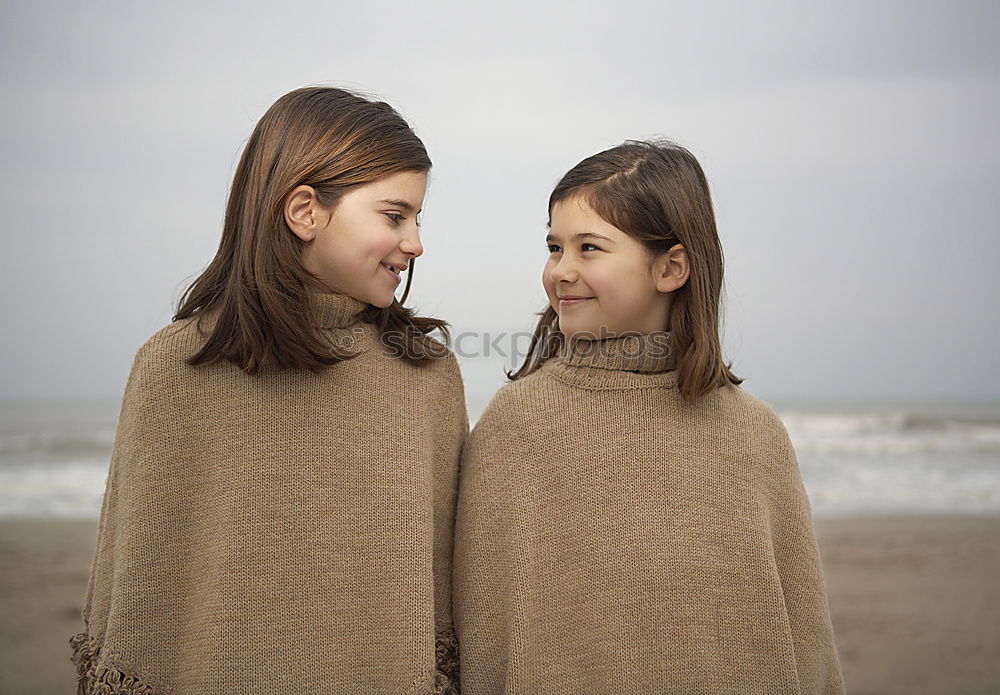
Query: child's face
[
  {"left": 301, "top": 170, "right": 427, "bottom": 308},
  {"left": 543, "top": 195, "right": 673, "bottom": 339}
]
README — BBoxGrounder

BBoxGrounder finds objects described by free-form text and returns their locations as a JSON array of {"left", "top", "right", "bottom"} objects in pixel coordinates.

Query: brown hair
[
  {"left": 174, "top": 86, "right": 449, "bottom": 373},
  {"left": 508, "top": 139, "right": 743, "bottom": 403}
]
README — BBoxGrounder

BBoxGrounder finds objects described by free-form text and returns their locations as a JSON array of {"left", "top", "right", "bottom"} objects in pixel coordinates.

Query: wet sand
[{"left": 1, "top": 516, "right": 998, "bottom": 694}]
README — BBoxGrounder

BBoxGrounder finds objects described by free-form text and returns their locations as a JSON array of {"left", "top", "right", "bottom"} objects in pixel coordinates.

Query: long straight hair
[
  {"left": 509, "top": 139, "right": 742, "bottom": 403},
  {"left": 174, "top": 86, "right": 449, "bottom": 373}
]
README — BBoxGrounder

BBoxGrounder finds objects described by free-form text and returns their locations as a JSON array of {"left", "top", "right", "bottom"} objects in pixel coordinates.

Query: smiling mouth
[
  {"left": 380, "top": 262, "right": 402, "bottom": 280},
  {"left": 559, "top": 297, "right": 593, "bottom": 304}
]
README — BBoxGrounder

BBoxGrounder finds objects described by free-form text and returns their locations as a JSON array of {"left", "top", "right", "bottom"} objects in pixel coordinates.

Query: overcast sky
[{"left": 1, "top": 0, "right": 998, "bottom": 412}]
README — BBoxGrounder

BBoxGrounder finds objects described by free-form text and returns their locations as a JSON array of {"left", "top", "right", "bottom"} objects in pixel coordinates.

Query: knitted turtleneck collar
[
  {"left": 308, "top": 291, "right": 370, "bottom": 329},
  {"left": 544, "top": 331, "right": 679, "bottom": 390},
  {"left": 558, "top": 331, "right": 677, "bottom": 373}
]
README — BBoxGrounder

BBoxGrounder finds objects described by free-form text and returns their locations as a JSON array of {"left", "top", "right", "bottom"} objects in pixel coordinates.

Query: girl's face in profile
[
  {"left": 544, "top": 195, "right": 673, "bottom": 339},
  {"left": 295, "top": 170, "right": 427, "bottom": 308}
]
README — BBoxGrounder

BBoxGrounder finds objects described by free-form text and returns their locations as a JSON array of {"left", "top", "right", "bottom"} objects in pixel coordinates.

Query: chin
[
  {"left": 556, "top": 320, "right": 588, "bottom": 340},
  {"left": 559, "top": 317, "right": 616, "bottom": 340},
  {"left": 370, "top": 293, "right": 395, "bottom": 309}
]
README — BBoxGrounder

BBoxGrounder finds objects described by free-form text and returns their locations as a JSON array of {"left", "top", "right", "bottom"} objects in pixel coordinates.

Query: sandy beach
[{"left": 1, "top": 515, "right": 998, "bottom": 694}]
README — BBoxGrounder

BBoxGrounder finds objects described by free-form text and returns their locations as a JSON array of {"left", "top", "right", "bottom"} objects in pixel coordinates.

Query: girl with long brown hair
[
  {"left": 453, "top": 140, "right": 845, "bottom": 693},
  {"left": 70, "top": 86, "right": 467, "bottom": 694}
]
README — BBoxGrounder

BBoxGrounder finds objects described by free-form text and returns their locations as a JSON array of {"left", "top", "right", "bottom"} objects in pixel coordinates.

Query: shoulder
[
  {"left": 378, "top": 332, "right": 468, "bottom": 426},
  {"left": 106, "top": 319, "right": 206, "bottom": 424},
  {"left": 706, "top": 387, "right": 816, "bottom": 507},
  {"left": 422, "top": 334, "right": 462, "bottom": 372},
  {"left": 701, "top": 383, "right": 794, "bottom": 455},
  {"left": 469, "top": 370, "right": 549, "bottom": 438},
  {"left": 701, "top": 385, "right": 804, "bottom": 491},
  {"left": 124, "top": 315, "right": 213, "bottom": 390},
  {"left": 134, "top": 314, "right": 206, "bottom": 362},
  {"left": 484, "top": 369, "right": 546, "bottom": 412},
  {"left": 398, "top": 332, "right": 465, "bottom": 387},
  {"left": 424, "top": 347, "right": 468, "bottom": 417}
]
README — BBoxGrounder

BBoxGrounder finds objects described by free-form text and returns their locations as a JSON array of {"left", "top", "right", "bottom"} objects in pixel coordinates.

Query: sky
[{"left": 1, "top": 0, "right": 998, "bottom": 412}]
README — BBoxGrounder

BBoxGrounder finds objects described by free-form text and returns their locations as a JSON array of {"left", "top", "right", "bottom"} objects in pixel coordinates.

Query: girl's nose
[
  {"left": 549, "top": 256, "right": 577, "bottom": 283},
  {"left": 400, "top": 226, "right": 423, "bottom": 258}
]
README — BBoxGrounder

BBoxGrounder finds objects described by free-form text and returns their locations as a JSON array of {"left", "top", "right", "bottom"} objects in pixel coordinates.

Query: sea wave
[
  {"left": 780, "top": 411, "right": 1000, "bottom": 456},
  {"left": 0, "top": 430, "right": 116, "bottom": 456},
  {"left": 0, "top": 459, "right": 108, "bottom": 518},
  {"left": 2, "top": 405, "right": 998, "bottom": 519}
]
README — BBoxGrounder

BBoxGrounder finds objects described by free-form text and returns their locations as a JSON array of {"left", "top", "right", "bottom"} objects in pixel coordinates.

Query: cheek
[
  {"left": 311, "top": 234, "right": 344, "bottom": 270},
  {"left": 361, "top": 229, "right": 398, "bottom": 264},
  {"left": 584, "top": 262, "right": 617, "bottom": 296},
  {"left": 611, "top": 272, "right": 657, "bottom": 310}
]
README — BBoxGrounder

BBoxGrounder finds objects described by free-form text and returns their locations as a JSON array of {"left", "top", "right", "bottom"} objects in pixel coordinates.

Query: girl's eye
[
  {"left": 385, "top": 213, "right": 404, "bottom": 224},
  {"left": 546, "top": 243, "right": 600, "bottom": 253}
]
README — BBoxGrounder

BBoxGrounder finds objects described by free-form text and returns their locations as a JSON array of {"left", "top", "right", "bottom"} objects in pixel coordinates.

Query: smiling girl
[
  {"left": 70, "top": 87, "right": 467, "bottom": 694},
  {"left": 453, "top": 140, "right": 845, "bottom": 694}
]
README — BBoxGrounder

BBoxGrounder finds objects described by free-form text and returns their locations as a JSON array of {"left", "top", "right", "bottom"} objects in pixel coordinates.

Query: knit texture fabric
[
  {"left": 70, "top": 291, "right": 468, "bottom": 695},
  {"left": 453, "top": 332, "right": 845, "bottom": 694}
]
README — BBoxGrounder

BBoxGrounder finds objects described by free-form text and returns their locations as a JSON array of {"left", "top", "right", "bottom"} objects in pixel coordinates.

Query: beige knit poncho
[
  {"left": 70, "top": 291, "right": 468, "bottom": 694},
  {"left": 453, "top": 333, "right": 845, "bottom": 694}
]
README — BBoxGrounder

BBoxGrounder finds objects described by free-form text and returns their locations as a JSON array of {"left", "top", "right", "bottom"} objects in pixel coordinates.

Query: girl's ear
[
  {"left": 655, "top": 243, "right": 690, "bottom": 293},
  {"left": 284, "top": 185, "right": 324, "bottom": 242}
]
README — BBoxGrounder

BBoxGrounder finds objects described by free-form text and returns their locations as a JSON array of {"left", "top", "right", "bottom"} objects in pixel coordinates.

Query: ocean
[{"left": 1, "top": 398, "right": 998, "bottom": 520}]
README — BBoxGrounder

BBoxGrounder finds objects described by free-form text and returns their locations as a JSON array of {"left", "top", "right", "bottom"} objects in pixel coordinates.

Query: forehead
[
  {"left": 549, "top": 195, "right": 627, "bottom": 239},
  {"left": 351, "top": 170, "right": 428, "bottom": 202}
]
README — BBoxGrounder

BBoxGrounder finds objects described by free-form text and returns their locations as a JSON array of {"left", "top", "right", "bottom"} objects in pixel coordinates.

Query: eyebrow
[
  {"left": 378, "top": 199, "right": 421, "bottom": 214},
  {"left": 545, "top": 231, "right": 615, "bottom": 244}
]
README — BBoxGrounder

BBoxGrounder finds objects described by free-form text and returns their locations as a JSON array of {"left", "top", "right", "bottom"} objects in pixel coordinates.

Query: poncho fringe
[
  {"left": 69, "top": 632, "right": 161, "bottom": 695},
  {"left": 431, "top": 628, "right": 461, "bottom": 694},
  {"left": 71, "top": 629, "right": 461, "bottom": 695}
]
